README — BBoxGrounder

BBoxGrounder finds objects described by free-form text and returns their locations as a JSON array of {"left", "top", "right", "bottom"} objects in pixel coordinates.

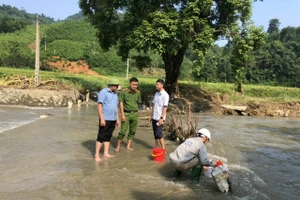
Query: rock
[{"left": 221, "top": 105, "right": 247, "bottom": 111}]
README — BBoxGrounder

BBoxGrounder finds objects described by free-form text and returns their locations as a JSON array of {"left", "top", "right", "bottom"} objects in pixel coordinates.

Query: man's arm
[
  {"left": 116, "top": 106, "right": 120, "bottom": 127},
  {"left": 199, "top": 144, "right": 213, "bottom": 166},
  {"left": 161, "top": 93, "right": 169, "bottom": 119},
  {"left": 120, "top": 102, "right": 125, "bottom": 122},
  {"left": 157, "top": 106, "right": 167, "bottom": 125},
  {"left": 137, "top": 92, "right": 142, "bottom": 107},
  {"left": 149, "top": 103, "right": 154, "bottom": 121},
  {"left": 161, "top": 106, "right": 168, "bottom": 119},
  {"left": 98, "top": 103, "right": 105, "bottom": 126}
]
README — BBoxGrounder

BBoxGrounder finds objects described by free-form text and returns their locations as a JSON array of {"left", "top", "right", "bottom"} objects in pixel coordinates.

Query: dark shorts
[
  {"left": 97, "top": 120, "right": 116, "bottom": 143},
  {"left": 152, "top": 120, "right": 163, "bottom": 139}
]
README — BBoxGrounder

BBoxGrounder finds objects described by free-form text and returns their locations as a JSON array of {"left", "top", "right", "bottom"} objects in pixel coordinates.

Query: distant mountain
[
  {"left": 64, "top": 12, "right": 86, "bottom": 21},
  {"left": 0, "top": 4, "right": 55, "bottom": 24}
]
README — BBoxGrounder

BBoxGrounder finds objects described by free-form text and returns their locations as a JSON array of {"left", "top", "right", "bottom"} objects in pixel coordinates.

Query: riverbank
[
  {"left": 0, "top": 86, "right": 299, "bottom": 117},
  {"left": 1, "top": 67, "right": 299, "bottom": 117}
]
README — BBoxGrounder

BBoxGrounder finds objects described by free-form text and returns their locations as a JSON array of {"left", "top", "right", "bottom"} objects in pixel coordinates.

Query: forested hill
[
  {"left": 64, "top": 12, "right": 86, "bottom": 21},
  {"left": 0, "top": 4, "right": 55, "bottom": 24}
]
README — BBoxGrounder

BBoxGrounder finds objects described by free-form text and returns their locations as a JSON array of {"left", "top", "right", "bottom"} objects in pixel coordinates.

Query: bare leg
[
  {"left": 126, "top": 139, "right": 134, "bottom": 151},
  {"left": 155, "top": 139, "right": 161, "bottom": 148},
  {"left": 159, "top": 138, "right": 165, "bottom": 149},
  {"left": 94, "top": 141, "right": 102, "bottom": 162},
  {"left": 103, "top": 142, "right": 114, "bottom": 158},
  {"left": 114, "top": 140, "right": 122, "bottom": 152}
]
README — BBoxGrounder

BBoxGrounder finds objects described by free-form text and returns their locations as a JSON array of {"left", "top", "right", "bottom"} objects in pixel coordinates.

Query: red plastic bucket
[{"left": 152, "top": 148, "right": 166, "bottom": 162}]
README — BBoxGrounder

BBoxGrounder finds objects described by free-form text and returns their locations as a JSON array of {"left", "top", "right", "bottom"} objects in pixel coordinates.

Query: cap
[{"left": 107, "top": 79, "right": 120, "bottom": 86}]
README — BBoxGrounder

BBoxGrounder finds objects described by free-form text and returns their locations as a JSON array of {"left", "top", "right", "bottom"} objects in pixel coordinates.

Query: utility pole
[
  {"left": 34, "top": 15, "right": 40, "bottom": 87},
  {"left": 126, "top": 57, "right": 130, "bottom": 80},
  {"left": 44, "top": 34, "right": 46, "bottom": 50}
]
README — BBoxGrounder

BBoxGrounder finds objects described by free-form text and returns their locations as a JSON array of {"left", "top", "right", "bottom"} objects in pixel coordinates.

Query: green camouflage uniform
[{"left": 117, "top": 88, "right": 142, "bottom": 140}]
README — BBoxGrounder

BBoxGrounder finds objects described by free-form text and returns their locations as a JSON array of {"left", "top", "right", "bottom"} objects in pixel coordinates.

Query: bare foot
[
  {"left": 94, "top": 156, "right": 102, "bottom": 162},
  {"left": 114, "top": 147, "right": 120, "bottom": 153},
  {"left": 126, "top": 148, "right": 134, "bottom": 151},
  {"left": 103, "top": 154, "right": 115, "bottom": 158}
]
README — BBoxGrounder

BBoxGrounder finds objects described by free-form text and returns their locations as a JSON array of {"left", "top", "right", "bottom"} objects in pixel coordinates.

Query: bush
[{"left": 86, "top": 49, "right": 126, "bottom": 75}]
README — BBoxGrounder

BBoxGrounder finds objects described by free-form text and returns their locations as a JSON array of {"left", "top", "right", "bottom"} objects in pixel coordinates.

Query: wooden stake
[{"left": 34, "top": 15, "right": 40, "bottom": 87}]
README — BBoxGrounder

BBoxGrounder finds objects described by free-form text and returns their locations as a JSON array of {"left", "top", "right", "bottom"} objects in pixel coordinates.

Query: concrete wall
[{"left": 0, "top": 88, "right": 80, "bottom": 107}]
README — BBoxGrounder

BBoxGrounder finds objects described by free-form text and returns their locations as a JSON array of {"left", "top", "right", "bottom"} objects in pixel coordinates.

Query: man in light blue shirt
[{"left": 94, "top": 79, "right": 120, "bottom": 162}]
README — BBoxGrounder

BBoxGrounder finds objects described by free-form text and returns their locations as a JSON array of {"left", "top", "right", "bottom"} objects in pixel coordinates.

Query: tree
[
  {"left": 79, "top": 0, "right": 257, "bottom": 97},
  {"left": 267, "top": 18, "right": 280, "bottom": 35},
  {"left": 229, "top": 22, "right": 266, "bottom": 92},
  {"left": 280, "top": 26, "right": 297, "bottom": 43},
  {"left": 267, "top": 18, "right": 280, "bottom": 41},
  {"left": 0, "top": 15, "right": 28, "bottom": 33}
]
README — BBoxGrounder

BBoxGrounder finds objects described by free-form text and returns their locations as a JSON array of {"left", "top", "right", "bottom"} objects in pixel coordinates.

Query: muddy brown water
[{"left": 0, "top": 105, "right": 299, "bottom": 200}]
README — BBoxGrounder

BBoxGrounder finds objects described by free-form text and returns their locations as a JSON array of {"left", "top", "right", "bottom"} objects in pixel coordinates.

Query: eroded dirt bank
[{"left": 0, "top": 86, "right": 299, "bottom": 117}]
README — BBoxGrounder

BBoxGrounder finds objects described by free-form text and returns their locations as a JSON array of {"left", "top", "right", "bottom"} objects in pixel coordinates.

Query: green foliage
[
  {"left": 267, "top": 18, "right": 280, "bottom": 35},
  {"left": 0, "top": 25, "right": 36, "bottom": 67},
  {"left": 131, "top": 55, "right": 152, "bottom": 71},
  {"left": 229, "top": 22, "right": 266, "bottom": 91},
  {"left": 0, "top": 15, "right": 29, "bottom": 33},
  {"left": 42, "top": 40, "right": 85, "bottom": 61},
  {"left": 42, "top": 20, "right": 97, "bottom": 44},
  {"left": 64, "top": 12, "right": 86, "bottom": 21},
  {"left": 179, "top": 57, "right": 193, "bottom": 80},
  {"left": 86, "top": 48, "right": 126, "bottom": 75},
  {"left": 79, "top": 0, "right": 255, "bottom": 96}
]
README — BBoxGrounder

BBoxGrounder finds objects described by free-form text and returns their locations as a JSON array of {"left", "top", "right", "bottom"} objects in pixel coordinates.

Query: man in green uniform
[{"left": 115, "top": 77, "right": 142, "bottom": 152}]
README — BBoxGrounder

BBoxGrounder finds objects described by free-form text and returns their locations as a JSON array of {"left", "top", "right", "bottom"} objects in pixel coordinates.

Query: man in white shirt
[{"left": 149, "top": 79, "right": 169, "bottom": 149}]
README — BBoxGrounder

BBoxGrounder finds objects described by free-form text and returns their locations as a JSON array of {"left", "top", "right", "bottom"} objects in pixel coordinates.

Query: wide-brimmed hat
[{"left": 107, "top": 79, "right": 120, "bottom": 86}]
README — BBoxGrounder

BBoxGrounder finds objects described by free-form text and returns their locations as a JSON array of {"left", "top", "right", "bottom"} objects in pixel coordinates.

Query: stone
[{"left": 221, "top": 105, "right": 247, "bottom": 111}]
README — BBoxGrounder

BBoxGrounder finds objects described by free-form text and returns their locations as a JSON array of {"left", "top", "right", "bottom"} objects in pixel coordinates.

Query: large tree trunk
[{"left": 162, "top": 47, "right": 186, "bottom": 98}]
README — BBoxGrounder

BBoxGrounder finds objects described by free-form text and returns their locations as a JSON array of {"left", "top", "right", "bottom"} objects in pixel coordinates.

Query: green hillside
[
  {"left": 64, "top": 12, "right": 86, "bottom": 21},
  {"left": 0, "top": 4, "right": 55, "bottom": 26}
]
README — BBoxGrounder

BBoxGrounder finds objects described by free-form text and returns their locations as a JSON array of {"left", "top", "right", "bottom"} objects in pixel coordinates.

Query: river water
[{"left": 0, "top": 105, "right": 299, "bottom": 200}]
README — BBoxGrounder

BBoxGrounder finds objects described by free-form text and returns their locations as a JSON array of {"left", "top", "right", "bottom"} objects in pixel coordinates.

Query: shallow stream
[{"left": 0, "top": 105, "right": 299, "bottom": 200}]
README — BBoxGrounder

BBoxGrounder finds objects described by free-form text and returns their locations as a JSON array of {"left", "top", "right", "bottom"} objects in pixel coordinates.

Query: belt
[{"left": 124, "top": 110, "right": 138, "bottom": 113}]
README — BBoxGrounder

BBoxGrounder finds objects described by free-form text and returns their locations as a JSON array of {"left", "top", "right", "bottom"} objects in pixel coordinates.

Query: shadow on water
[
  {"left": 134, "top": 137, "right": 154, "bottom": 150},
  {"left": 82, "top": 140, "right": 95, "bottom": 157},
  {"left": 82, "top": 136, "right": 120, "bottom": 156}
]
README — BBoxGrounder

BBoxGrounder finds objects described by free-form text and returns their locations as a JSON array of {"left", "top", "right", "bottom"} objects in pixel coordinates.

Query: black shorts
[
  {"left": 97, "top": 120, "right": 116, "bottom": 143},
  {"left": 152, "top": 119, "right": 163, "bottom": 139}
]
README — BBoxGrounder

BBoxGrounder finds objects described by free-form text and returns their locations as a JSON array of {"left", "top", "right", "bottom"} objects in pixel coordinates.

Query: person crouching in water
[{"left": 169, "top": 128, "right": 213, "bottom": 181}]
